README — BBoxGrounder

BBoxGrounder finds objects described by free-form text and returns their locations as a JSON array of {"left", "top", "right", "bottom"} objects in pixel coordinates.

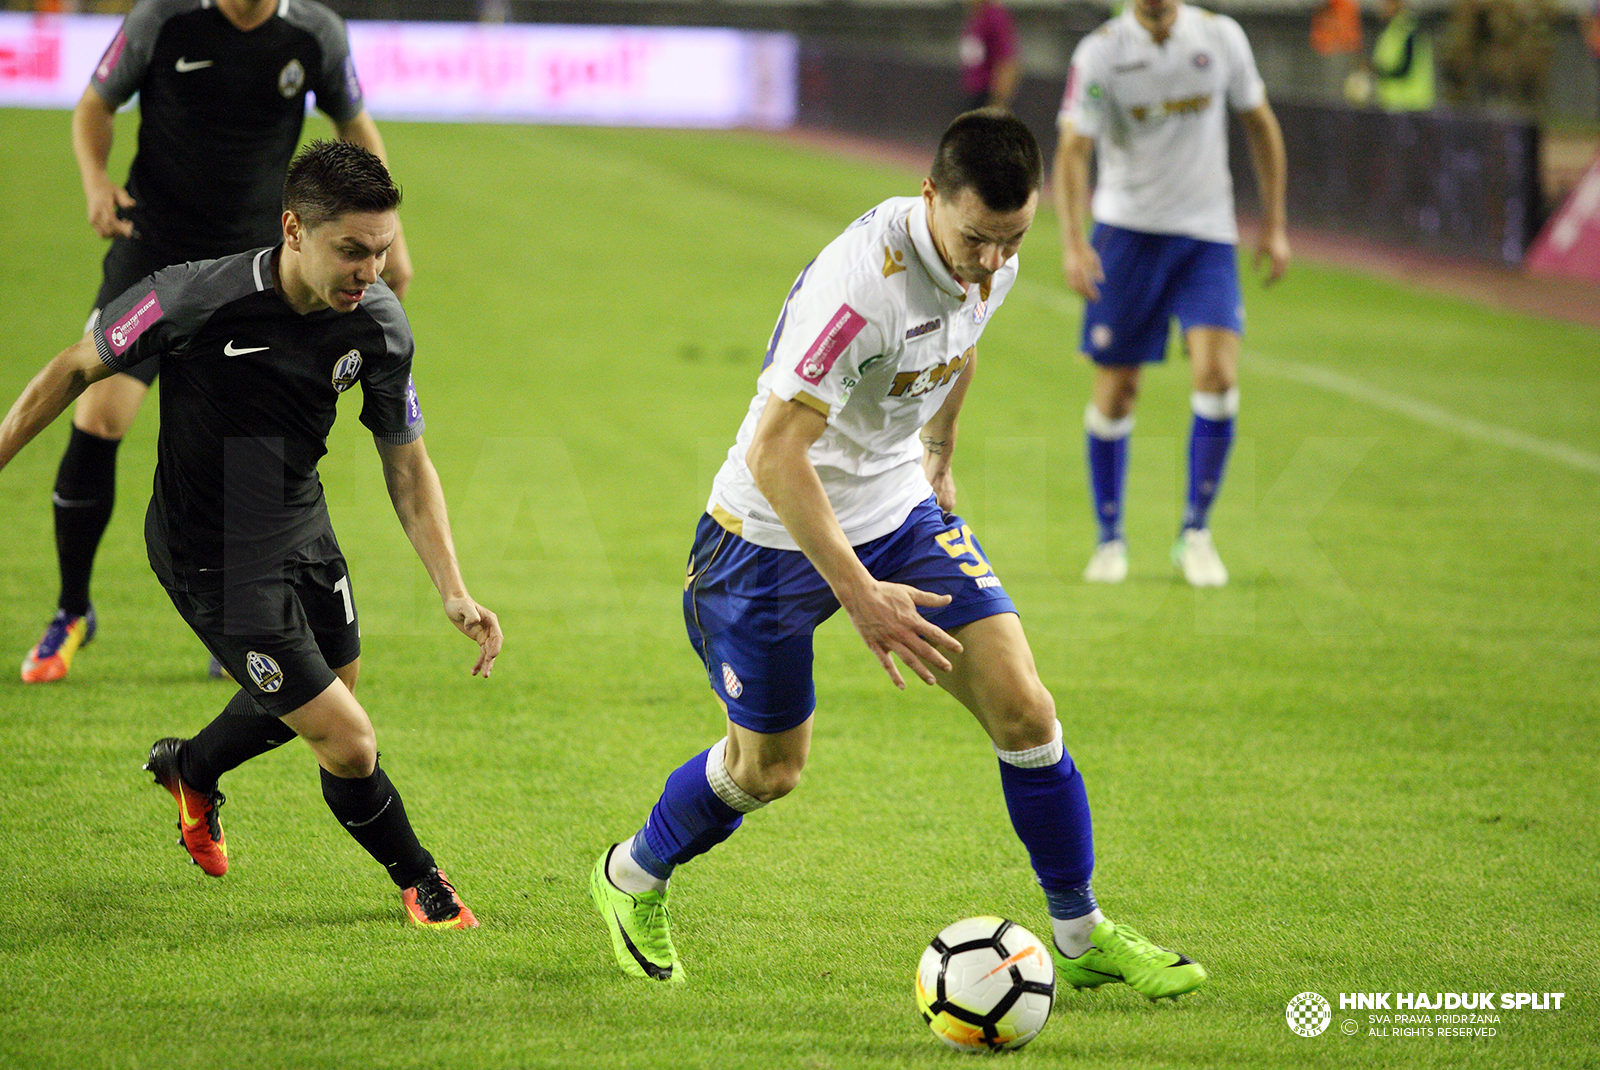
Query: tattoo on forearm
[{"left": 921, "top": 436, "right": 949, "bottom": 455}]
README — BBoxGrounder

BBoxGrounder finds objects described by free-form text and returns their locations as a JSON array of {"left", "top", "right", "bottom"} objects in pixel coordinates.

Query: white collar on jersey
[
  {"left": 908, "top": 198, "right": 967, "bottom": 300},
  {"left": 199, "top": 0, "right": 289, "bottom": 16},
  {"left": 252, "top": 247, "right": 273, "bottom": 291}
]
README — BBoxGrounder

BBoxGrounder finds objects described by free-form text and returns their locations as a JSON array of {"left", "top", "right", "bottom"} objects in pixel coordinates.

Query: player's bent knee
[{"left": 986, "top": 684, "right": 1058, "bottom": 752}]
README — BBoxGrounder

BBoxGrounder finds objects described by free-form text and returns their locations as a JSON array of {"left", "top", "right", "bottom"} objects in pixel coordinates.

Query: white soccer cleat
[
  {"left": 1083, "top": 540, "right": 1129, "bottom": 583},
  {"left": 1172, "top": 528, "right": 1228, "bottom": 587}
]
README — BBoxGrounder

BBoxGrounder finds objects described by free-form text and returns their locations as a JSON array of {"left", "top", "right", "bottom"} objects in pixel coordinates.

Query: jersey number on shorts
[
  {"left": 333, "top": 575, "right": 355, "bottom": 625},
  {"left": 935, "top": 525, "right": 992, "bottom": 578}
]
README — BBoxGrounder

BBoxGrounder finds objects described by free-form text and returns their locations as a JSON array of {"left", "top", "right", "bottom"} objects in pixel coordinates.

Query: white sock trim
[
  {"left": 706, "top": 738, "right": 766, "bottom": 814},
  {"left": 994, "top": 719, "right": 1065, "bottom": 769},
  {"left": 1191, "top": 388, "right": 1240, "bottom": 421},
  {"left": 1084, "top": 403, "right": 1135, "bottom": 441}
]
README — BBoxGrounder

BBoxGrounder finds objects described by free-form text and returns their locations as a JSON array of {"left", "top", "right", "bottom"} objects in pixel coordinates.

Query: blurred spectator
[
  {"left": 1441, "top": 0, "right": 1556, "bottom": 111},
  {"left": 1372, "top": 0, "right": 1436, "bottom": 109},
  {"left": 1311, "top": 0, "right": 1363, "bottom": 57},
  {"left": 959, "top": 0, "right": 1020, "bottom": 111}
]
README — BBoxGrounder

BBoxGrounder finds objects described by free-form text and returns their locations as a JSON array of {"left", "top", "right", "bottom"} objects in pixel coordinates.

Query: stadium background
[{"left": 0, "top": 0, "right": 1596, "bottom": 1067}]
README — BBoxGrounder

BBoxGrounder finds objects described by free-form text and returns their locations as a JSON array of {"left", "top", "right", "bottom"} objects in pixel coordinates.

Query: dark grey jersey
[
  {"left": 93, "top": 246, "right": 423, "bottom": 586},
  {"left": 90, "top": 0, "right": 363, "bottom": 258}
]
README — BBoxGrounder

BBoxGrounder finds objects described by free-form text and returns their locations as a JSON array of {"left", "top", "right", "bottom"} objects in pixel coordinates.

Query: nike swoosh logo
[
  {"left": 175, "top": 57, "right": 213, "bottom": 72},
  {"left": 224, "top": 341, "right": 269, "bottom": 356},
  {"left": 614, "top": 909, "right": 673, "bottom": 980}
]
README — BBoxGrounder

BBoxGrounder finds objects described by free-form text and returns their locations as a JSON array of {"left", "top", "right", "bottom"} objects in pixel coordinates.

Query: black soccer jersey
[
  {"left": 90, "top": 0, "right": 363, "bottom": 258},
  {"left": 92, "top": 246, "right": 424, "bottom": 587}
]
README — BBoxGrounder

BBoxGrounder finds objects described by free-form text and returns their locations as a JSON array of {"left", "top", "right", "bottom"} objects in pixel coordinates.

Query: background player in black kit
[
  {"left": 24, "top": 0, "right": 414, "bottom": 683},
  {"left": 0, "top": 141, "right": 496, "bottom": 930}
]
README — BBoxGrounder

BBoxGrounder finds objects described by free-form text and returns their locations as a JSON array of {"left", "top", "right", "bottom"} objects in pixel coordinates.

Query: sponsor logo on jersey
[
  {"left": 95, "top": 30, "right": 126, "bottom": 83},
  {"left": 279, "top": 58, "right": 305, "bottom": 97},
  {"left": 404, "top": 376, "right": 422, "bottom": 425},
  {"left": 797, "top": 304, "right": 867, "bottom": 384},
  {"left": 905, "top": 318, "right": 941, "bottom": 340},
  {"left": 883, "top": 246, "right": 906, "bottom": 277},
  {"left": 246, "top": 651, "right": 284, "bottom": 693},
  {"left": 888, "top": 346, "right": 972, "bottom": 398},
  {"left": 332, "top": 349, "right": 363, "bottom": 391},
  {"left": 1113, "top": 60, "right": 1149, "bottom": 74},
  {"left": 223, "top": 340, "right": 269, "bottom": 356},
  {"left": 720, "top": 662, "right": 743, "bottom": 699},
  {"left": 174, "top": 57, "right": 213, "bottom": 73},
  {"left": 105, "top": 290, "right": 162, "bottom": 356},
  {"left": 1192, "top": 51, "right": 1211, "bottom": 69}
]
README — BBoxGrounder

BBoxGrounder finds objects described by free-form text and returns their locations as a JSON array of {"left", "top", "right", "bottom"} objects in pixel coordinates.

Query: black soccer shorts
[{"left": 162, "top": 534, "right": 362, "bottom": 717}]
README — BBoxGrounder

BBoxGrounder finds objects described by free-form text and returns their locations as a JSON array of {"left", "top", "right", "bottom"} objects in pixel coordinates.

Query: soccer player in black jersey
[
  {"left": 0, "top": 141, "right": 496, "bottom": 930},
  {"left": 25, "top": 0, "right": 414, "bottom": 683}
]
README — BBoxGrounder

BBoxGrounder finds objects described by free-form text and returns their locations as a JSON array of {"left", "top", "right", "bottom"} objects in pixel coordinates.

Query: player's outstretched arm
[
  {"left": 920, "top": 349, "right": 976, "bottom": 512},
  {"left": 334, "top": 111, "right": 413, "bottom": 299},
  {"left": 374, "top": 436, "right": 502, "bottom": 677},
  {"left": 71, "top": 88, "right": 136, "bottom": 240},
  {"left": 0, "top": 336, "right": 114, "bottom": 473},
  {"left": 745, "top": 394, "right": 963, "bottom": 690},
  {"left": 1052, "top": 126, "right": 1102, "bottom": 301},
  {"left": 1240, "top": 101, "right": 1291, "bottom": 287}
]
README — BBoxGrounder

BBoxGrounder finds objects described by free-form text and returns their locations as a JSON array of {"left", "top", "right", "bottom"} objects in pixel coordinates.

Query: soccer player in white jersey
[
  {"left": 1055, "top": 0, "right": 1289, "bottom": 586},
  {"left": 588, "top": 111, "right": 1207, "bottom": 1000}
]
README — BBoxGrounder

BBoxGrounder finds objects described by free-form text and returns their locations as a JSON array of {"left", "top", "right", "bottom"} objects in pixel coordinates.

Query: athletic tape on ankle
[
  {"left": 994, "top": 719, "right": 1065, "bottom": 768},
  {"left": 1191, "top": 388, "right": 1240, "bottom": 420},
  {"left": 1084, "top": 402, "right": 1135, "bottom": 441},
  {"left": 706, "top": 738, "right": 766, "bottom": 813}
]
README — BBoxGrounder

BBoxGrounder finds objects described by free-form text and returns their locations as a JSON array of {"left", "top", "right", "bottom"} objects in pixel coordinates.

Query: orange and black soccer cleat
[
  {"left": 402, "top": 868, "right": 478, "bottom": 930},
  {"left": 144, "top": 737, "right": 228, "bottom": 877},
  {"left": 21, "top": 608, "right": 96, "bottom": 683}
]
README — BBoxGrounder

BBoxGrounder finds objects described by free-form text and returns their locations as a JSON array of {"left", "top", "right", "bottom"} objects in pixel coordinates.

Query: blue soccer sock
[
  {"left": 626, "top": 738, "right": 765, "bottom": 886},
  {"left": 1183, "top": 389, "right": 1238, "bottom": 532},
  {"left": 1084, "top": 403, "right": 1134, "bottom": 544},
  {"left": 994, "top": 721, "right": 1100, "bottom": 948}
]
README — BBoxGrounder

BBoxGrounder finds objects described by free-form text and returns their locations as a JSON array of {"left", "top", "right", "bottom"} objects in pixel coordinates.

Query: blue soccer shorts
[
  {"left": 1079, "top": 223, "right": 1244, "bottom": 366},
  {"left": 683, "top": 495, "right": 1017, "bottom": 734}
]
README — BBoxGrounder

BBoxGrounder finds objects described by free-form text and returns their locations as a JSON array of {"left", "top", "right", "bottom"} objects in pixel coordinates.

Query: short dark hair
[
  {"left": 283, "top": 139, "right": 402, "bottom": 230},
  {"left": 929, "top": 109, "right": 1043, "bottom": 212}
]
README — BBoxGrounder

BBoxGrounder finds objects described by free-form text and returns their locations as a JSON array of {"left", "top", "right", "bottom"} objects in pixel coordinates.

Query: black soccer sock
[
  {"left": 319, "top": 762, "right": 436, "bottom": 888},
  {"left": 178, "top": 689, "right": 297, "bottom": 794},
  {"left": 52, "top": 427, "right": 121, "bottom": 617}
]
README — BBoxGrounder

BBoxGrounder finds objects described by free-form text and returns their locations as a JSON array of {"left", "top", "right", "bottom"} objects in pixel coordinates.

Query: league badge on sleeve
[{"left": 405, "top": 376, "right": 423, "bottom": 425}]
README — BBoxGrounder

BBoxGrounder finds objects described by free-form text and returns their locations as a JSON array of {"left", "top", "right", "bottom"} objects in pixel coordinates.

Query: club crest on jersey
[
  {"left": 720, "top": 662, "right": 743, "bottom": 699},
  {"left": 279, "top": 59, "right": 305, "bottom": 97},
  {"left": 246, "top": 651, "right": 284, "bottom": 693},
  {"left": 331, "top": 349, "right": 363, "bottom": 392},
  {"left": 973, "top": 298, "right": 988, "bottom": 325},
  {"left": 1192, "top": 51, "right": 1211, "bottom": 69}
]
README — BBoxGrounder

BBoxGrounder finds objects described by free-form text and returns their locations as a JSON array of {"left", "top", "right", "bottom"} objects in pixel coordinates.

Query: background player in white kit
[
  {"left": 588, "top": 112, "right": 1207, "bottom": 1000},
  {"left": 1054, "top": 0, "right": 1289, "bottom": 586}
]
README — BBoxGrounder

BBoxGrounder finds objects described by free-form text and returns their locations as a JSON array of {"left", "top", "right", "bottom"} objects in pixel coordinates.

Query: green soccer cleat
[
  {"left": 589, "top": 844, "right": 686, "bottom": 984},
  {"left": 1053, "top": 920, "right": 1207, "bottom": 1000}
]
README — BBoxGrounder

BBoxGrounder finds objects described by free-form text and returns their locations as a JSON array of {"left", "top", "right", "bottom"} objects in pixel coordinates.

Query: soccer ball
[{"left": 915, "top": 916, "right": 1055, "bottom": 1052}]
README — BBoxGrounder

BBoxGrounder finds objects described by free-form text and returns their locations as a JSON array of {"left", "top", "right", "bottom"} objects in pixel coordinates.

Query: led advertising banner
[{"left": 0, "top": 13, "right": 797, "bottom": 128}]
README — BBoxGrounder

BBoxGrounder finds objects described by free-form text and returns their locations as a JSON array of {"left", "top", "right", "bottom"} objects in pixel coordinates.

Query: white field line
[{"left": 1010, "top": 278, "right": 1600, "bottom": 477}]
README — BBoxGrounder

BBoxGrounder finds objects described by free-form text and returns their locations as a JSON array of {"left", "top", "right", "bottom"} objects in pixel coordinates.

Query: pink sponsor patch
[
  {"left": 94, "top": 29, "right": 126, "bottom": 83},
  {"left": 104, "top": 290, "right": 162, "bottom": 357},
  {"left": 795, "top": 303, "right": 867, "bottom": 384}
]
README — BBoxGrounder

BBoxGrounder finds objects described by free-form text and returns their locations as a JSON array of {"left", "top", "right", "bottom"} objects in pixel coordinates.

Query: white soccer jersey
[
  {"left": 709, "top": 195, "right": 1016, "bottom": 551},
  {"left": 1059, "top": 4, "right": 1265, "bottom": 244}
]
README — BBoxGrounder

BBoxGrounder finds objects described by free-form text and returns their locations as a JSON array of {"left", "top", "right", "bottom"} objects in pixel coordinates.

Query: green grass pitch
[{"left": 0, "top": 107, "right": 1596, "bottom": 1069}]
